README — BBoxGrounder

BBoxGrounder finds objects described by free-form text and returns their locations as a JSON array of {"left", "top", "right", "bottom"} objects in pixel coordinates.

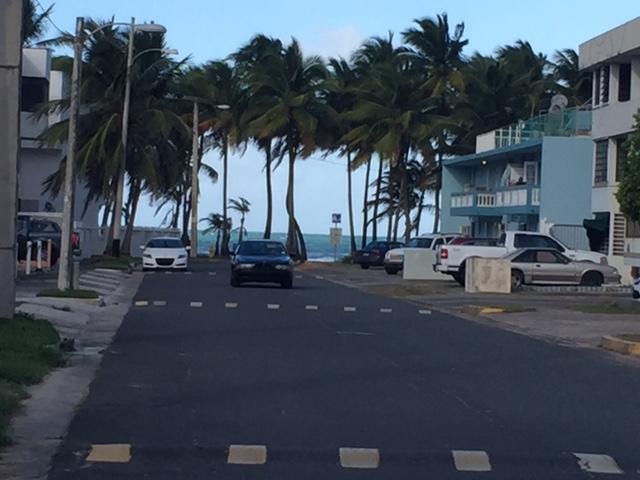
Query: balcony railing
[{"left": 451, "top": 186, "right": 541, "bottom": 211}]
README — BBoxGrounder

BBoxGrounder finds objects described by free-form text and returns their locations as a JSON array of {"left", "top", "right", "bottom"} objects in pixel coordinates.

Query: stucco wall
[
  {"left": 440, "top": 165, "right": 468, "bottom": 233},
  {"left": 539, "top": 137, "right": 593, "bottom": 226}
]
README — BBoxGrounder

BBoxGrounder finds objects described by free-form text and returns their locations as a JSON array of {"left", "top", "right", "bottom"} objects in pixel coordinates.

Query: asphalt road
[{"left": 48, "top": 261, "right": 640, "bottom": 479}]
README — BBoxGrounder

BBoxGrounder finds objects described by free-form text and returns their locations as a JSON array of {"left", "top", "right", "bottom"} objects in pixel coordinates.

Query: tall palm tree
[
  {"left": 228, "top": 197, "right": 251, "bottom": 242},
  {"left": 552, "top": 48, "right": 592, "bottom": 105},
  {"left": 200, "top": 213, "right": 225, "bottom": 256},
  {"left": 22, "top": 0, "right": 52, "bottom": 46},
  {"left": 232, "top": 35, "right": 284, "bottom": 240},
  {"left": 247, "top": 39, "right": 333, "bottom": 260}
]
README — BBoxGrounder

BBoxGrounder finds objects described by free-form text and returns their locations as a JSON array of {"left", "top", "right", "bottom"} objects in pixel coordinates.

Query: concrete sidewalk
[{"left": 0, "top": 269, "right": 143, "bottom": 480}]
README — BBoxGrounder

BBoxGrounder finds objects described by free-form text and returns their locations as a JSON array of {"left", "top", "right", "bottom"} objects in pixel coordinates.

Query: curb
[{"left": 601, "top": 335, "right": 640, "bottom": 357}]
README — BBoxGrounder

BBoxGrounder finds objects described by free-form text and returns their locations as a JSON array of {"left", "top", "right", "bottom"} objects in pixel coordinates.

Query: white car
[
  {"left": 383, "top": 233, "right": 460, "bottom": 275},
  {"left": 141, "top": 237, "right": 189, "bottom": 271}
]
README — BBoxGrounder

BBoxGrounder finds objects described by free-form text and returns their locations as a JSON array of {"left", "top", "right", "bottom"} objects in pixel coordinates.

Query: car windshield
[
  {"left": 238, "top": 241, "right": 287, "bottom": 256},
  {"left": 147, "top": 238, "right": 184, "bottom": 248}
]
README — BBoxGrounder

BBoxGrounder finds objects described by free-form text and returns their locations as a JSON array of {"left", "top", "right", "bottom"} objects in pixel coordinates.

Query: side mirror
[
  {"left": 185, "top": 246, "right": 191, "bottom": 251},
  {"left": 229, "top": 253, "right": 235, "bottom": 260}
]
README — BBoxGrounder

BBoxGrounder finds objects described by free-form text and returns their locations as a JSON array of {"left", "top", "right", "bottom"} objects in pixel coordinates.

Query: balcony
[{"left": 451, "top": 186, "right": 540, "bottom": 216}]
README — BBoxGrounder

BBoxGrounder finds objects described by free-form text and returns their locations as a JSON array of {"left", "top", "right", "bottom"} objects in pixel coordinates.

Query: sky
[{"left": 41, "top": 0, "right": 638, "bottom": 235}]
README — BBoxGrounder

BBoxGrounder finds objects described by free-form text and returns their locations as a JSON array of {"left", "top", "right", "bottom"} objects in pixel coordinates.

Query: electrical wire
[{"left": 33, "top": 0, "right": 67, "bottom": 37}]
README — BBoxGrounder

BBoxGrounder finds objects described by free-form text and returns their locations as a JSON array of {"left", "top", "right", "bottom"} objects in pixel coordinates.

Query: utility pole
[
  {"left": 57, "top": 17, "right": 84, "bottom": 290},
  {"left": 0, "top": 0, "right": 23, "bottom": 318},
  {"left": 111, "top": 17, "right": 136, "bottom": 257},
  {"left": 190, "top": 101, "right": 199, "bottom": 258}
]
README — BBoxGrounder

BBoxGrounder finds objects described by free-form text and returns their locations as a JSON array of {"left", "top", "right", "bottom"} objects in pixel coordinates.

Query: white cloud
[{"left": 302, "top": 25, "right": 363, "bottom": 60}]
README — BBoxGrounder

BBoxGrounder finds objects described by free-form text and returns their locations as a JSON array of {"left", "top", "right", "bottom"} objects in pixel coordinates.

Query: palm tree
[
  {"left": 200, "top": 213, "right": 225, "bottom": 256},
  {"left": 232, "top": 35, "right": 284, "bottom": 240},
  {"left": 22, "top": 0, "right": 52, "bottom": 46},
  {"left": 228, "top": 197, "right": 251, "bottom": 242},
  {"left": 246, "top": 39, "right": 333, "bottom": 260},
  {"left": 553, "top": 48, "right": 592, "bottom": 105}
]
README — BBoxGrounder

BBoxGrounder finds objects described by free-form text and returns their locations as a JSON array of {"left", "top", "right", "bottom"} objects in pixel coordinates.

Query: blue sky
[{"left": 43, "top": 0, "right": 636, "bottom": 235}]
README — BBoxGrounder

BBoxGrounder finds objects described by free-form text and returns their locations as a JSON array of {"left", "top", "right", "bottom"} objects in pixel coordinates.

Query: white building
[
  {"left": 579, "top": 17, "right": 640, "bottom": 274},
  {"left": 19, "top": 48, "right": 100, "bottom": 226}
]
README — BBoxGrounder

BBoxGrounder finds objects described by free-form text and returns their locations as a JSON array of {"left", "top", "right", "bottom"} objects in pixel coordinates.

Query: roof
[
  {"left": 444, "top": 139, "right": 542, "bottom": 167},
  {"left": 579, "top": 16, "right": 640, "bottom": 70}
]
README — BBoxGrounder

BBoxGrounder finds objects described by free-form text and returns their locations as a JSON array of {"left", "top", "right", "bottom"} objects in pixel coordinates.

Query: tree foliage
[{"left": 616, "top": 112, "right": 640, "bottom": 223}]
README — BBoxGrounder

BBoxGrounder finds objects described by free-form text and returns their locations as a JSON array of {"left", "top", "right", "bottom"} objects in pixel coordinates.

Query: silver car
[{"left": 504, "top": 248, "right": 620, "bottom": 290}]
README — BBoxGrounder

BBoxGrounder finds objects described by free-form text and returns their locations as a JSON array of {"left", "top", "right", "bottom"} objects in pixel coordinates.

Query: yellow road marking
[
  {"left": 452, "top": 450, "right": 492, "bottom": 472},
  {"left": 86, "top": 444, "right": 131, "bottom": 463},
  {"left": 227, "top": 445, "right": 267, "bottom": 465},
  {"left": 339, "top": 447, "right": 379, "bottom": 469},
  {"left": 134, "top": 301, "right": 148, "bottom": 307}
]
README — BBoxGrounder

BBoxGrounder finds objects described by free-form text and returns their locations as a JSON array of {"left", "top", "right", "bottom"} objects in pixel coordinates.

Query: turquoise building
[{"left": 440, "top": 107, "right": 594, "bottom": 238}]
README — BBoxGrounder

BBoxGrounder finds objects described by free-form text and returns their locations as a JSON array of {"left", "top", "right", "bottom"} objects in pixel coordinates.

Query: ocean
[{"left": 197, "top": 231, "right": 360, "bottom": 261}]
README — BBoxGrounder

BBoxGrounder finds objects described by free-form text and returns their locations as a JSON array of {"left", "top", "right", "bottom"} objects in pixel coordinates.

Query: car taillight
[
  {"left": 71, "top": 232, "right": 80, "bottom": 250},
  {"left": 440, "top": 247, "right": 448, "bottom": 259}
]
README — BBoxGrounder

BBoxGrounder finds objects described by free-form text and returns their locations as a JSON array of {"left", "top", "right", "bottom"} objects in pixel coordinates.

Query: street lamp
[
  {"left": 57, "top": 17, "right": 169, "bottom": 289},
  {"left": 189, "top": 102, "right": 231, "bottom": 258}
]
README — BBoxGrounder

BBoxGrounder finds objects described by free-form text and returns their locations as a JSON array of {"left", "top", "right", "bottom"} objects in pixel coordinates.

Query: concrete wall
[
  {"left": 579, "top": 17, "right": 640, "bottom": 70},
  {"left": 592, "top": 97, "right": 640, "bottom": 140},
  {"left": 22, "top": 48, "right": 50, "bottom": 79},
  {"left": 476, "top": 131, "right": 495, "bottom": 153},
  {"left": 402, "top": 249, "right": 452, "bottom": 281},
  {"left": 440, "top": 165, "right": 468, "bottom": 233},
  {"left": 77, "top": 227, "right": 182, "bottom": 258},
  {"left": 465, "top": 257, "right": 511, "bottom": 294},
  {"left": 539, "top": 137, "right": 593, "bottom": 225}
]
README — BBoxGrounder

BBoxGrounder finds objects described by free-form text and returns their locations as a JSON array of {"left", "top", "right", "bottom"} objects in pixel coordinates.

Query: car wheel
[
  {"left": 384, "top": 266, "right": 399, "bottom": 275},
  {"left": 581, "top": 271, "right": 603, "bottom": 287},
  {"left": 511, "top": 269, "right": 524, "bottom": 291},
  {"left": 281, "top": 278, "right": 293, "bottom": 289},
  {"left": 360, "top": 264, "right": 370, "bottom": 270},
  {"left": 453, "top": 265, "right": 466, "bottom": 286},
  {"left": 230, "top": 275, "right": 241, "bottom": 287}
]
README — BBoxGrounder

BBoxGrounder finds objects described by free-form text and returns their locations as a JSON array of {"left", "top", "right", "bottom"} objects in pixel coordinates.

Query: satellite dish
[{"left": 549, "top": 94, "right": 568, "bottom": 112}]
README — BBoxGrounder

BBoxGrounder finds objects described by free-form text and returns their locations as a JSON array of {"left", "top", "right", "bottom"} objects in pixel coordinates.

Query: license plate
[{"left": 362, "top": 253, "right": 369, "bottom": 257}]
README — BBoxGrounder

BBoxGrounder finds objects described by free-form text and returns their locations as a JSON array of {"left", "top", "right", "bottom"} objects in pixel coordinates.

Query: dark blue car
[{"left": 230, "top": 240, "right": 294, "bottom": 288}]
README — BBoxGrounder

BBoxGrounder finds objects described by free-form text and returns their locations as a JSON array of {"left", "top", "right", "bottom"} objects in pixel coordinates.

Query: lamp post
[
  {"left": 57, "top": 18, "right": 169, "bottom": 289},
  {"left": 189, "top": 102, "right": 230, "bottom": 259}
]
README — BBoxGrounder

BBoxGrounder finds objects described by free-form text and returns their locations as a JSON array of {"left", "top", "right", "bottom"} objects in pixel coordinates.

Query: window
[
  {"left": 601, "top": 65, "right": 610, "bottom": 103},
  {"left": 21, "top": 77, "right": 48, "bottom": 112},
  {"left": 514, "top": 234, "right": 564, "bottom": 251},
  {"left": 237, "top": 241, "right": 287, "bottom": 256},
  {"left": 147, "top": 238, "right": 185, "bottom": 249},
  {"left": 615, "top": 136, "right": 628, "bottom": 182},
  {"left": 593, "top": 69, "right": 601, "bottom": 106},
  {"left": 618, "top": 63, "right": 631, "bottom": 102},
  {"left": 536, "top": 250, "right": 564, "bottom": 263},
  {"left": 594, "top": 140, "right": 608, "bottom": 184},
  {"left": 513, "top": 250, "right": 536, "bottom": 263},
  {"left": 30, "top": 220, "right": 60, "bottom": 234}
]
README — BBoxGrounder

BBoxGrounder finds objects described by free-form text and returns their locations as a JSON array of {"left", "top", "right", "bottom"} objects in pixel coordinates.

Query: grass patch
[
  {"left": 0, "top": 314, "right": 64, "bottom": 446},
  {"left": 37, "top": 288, "right": 99, "bottom": 299},
  {"left": 484, "top": 304, "right": 535, "bottom": 313},
  {"left": 570, "top": 302, "right": 640, "bottom": 315},
  {"left": 365, "top": 282, "right": 457, "bottom": 298},
  {"left": 90, "top": 255, "right": 138, "bottom": 270}
]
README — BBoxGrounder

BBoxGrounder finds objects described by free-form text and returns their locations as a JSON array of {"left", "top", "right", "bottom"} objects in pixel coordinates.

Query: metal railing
[{"left": 451, "top": 186, "right": 541, "bottom": 210}]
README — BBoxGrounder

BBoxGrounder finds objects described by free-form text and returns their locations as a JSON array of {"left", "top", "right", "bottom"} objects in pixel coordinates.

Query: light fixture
[
  {"left": 135, "top": 23, "right": 167, "bottom": 34},
  {"left": 162, "top": 48, "right": 179, "bottom": 56},
  {"left": 216, "top": 104, "right": 231, "bottom": 110},
  {"left": 481, "top": 160, "right": 487, "bottom": 165}
]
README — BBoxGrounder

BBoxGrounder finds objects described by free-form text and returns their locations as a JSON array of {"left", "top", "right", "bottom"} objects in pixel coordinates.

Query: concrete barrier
[
  {"left": 402, "top": 249, "right": 451, "bottom": 281},
  {"left": 465, "top": 257, "right": 511, "bottom": 294}
]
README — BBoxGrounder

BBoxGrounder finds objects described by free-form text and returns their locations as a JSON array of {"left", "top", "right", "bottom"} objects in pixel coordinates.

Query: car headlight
[
  {"left": 177, "top": 254, "right": 186, "bottom": 259},
  {"left": 236, "top": 263, "right": 255, "bottom": 269},
  {"left": 143, "top": 254, "right": 152, "bottom": 259},
  {"left": 275, "top": 264, "right": 291, "bottom": 270}
]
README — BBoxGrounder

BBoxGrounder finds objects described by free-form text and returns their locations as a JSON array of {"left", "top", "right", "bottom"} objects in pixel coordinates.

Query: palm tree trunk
[
  {"left": 101, "top": 201, "right": 111, "bottom": 227},
  {"left": 285, "top": 139, "right": 299, "bottom": 258},
  {"left": 263, "top": 140, "right": 273, "bottom": 239},
  {"left": 402, "top": 150, "right": 412, "bottom": 243},
  {"left": 347, "top": 150, "right": 357, "bottom": 255},
  {"left": 171, "top": 194, "right": 181, "bottom": 229},
  {"left": 122, "top": 179, "right": 141, "bottom": 255},
  {"left": 372, "top": 156, "right": 383, "bottom": 242},
  {"left": 415, "top": 189, "right": 425, "bottom": 235},
  {"left": 215, "top": 230, "right": 220, "bottom": 256},
  {"left": 393, "top": 208, "right": 400, "bottom": 241},
  {"left": 386, "top": 209, "right": 393, "bottom": 241},
  {"left": 294, "top": 218, "right": 307, "bottom": 262},
  {"left": 182, "top": 187, "right": 190, "bottom": 243},
  {"left": 239, "top": 216, "right": 245, "bottom": 243},
  {"left": 432, "top": 160, "right": 442, "bottom": 233},
  {"left": 221, "top": 135, "right": 230, "bottom": 255},
  {"left": 361, "top": 156, "right": 371, "bottom": 249}
]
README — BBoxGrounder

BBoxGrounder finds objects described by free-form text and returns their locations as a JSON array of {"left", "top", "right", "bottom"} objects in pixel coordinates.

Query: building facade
[
  {"left": 19, "top": 48, "right": 100, "bottom": 226},
  {"left": 441, "top": 107, "right": 594, "bottom": 241},
  {"left": 579, "top": 17, "right": 640, "bottom": 271}
]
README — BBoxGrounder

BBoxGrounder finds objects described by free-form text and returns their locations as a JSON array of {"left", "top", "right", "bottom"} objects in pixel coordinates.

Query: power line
[{"left": 33, "top": 0, "right": 67, "bottom": 37}]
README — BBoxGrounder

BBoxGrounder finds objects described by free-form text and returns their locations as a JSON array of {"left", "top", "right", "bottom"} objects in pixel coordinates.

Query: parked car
[
  {"left": 230, "top": 240, "right": 294, "bottom": 288},
  {"left": 354, "top": 241, "right": 403, "bottom": 269},
  {"left": 141, "top": 237, "right": 189, "bottom": 271},
  {"left": 505, "top": 248, "right": 620, "bottom": 290},
  {"left": 435, "top": 231, "right": 607, "bottom": 285},
  {"left": 383, "top": 233, "right": 459, "bottom": 275},
  {"left": 16, "top": 214, "right": 80, "bottom": 265},
  {"left": 449, "top": 237, "right": 498, "bottom": 246}
]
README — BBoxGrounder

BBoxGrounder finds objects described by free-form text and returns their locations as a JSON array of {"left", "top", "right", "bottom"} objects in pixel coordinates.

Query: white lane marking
[
  {"left": 267, "top": 304, "right": 280, "bottom": 310},
  {"left": 339, "top": 447, "right": 380, "bottom": 469},
  {"left": 152, "top": 301, "right": 166, "bottom": 307},
  {"left": 344, "top": 306, "right": 357, "bottom": 312},
  {"left": 225, "top": 302, "right": 238, "bottom": 309},
  {"left": 184, "top": 271, "right": 192, "bottom": 275},
  {"left": 208, "top": 272, "right": 217, "bottom": 276},
  {"left": 419, "top": 309, "right": 432, "bottom": 315},
  {"left": 315, "top": 275, "right": 324, "bottom": 280},
  {"left": 295, "top": 275, "right": 303, "bottom": 279},
  {"left": 190, "top": 301, "right": 203, "bottom": 308},
  {"left": 573, "top": 453, "right": 623, "bottom": 474},
  {"left": 380, "top": 308, "right": 392, "bottom": 313},
  {"left": 337, "top": 331, "right": 374, "bottom": 336},
  {"left": 452, "top": 450, "right": 492, "bottom": 472},
  {"left": 134, "top": 300, "right": 148, "bottom": 307},
  {"left": 227, "top": 445, "right": 267, "bottom": 465},
  {"left": 164, "top": 271, "right": 172, "bottom": 275},
  {"left": 305, "top": 305, "right": 318, "bottom": 310}
]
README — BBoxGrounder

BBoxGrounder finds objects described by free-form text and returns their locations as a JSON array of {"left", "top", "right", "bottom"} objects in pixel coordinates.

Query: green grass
[
  {"left": 90, "top": 255, "right": 138, "bottom": 271},
  {"left": 37, "top": 288, "right": 99, "bottom": 299},
  {"left": 570, "top": 302, "right": 640, "bottom": 315},
  {"left": 0, "top": 314, "right": 64, "bottom": 446}
]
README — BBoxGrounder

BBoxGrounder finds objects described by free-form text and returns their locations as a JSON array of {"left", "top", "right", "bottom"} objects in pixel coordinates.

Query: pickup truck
[
  {"left": 435, "top": 231, "right": 607, "bottom": 285},
  {"left": 383, "top": 233, "right": 461, "bottom": 275}
]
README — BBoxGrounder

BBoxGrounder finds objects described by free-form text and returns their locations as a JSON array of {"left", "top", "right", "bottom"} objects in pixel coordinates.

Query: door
[
  {"left": 531, "top": 250, "right": 576, "bottom": 284},
  {"left": 524, "top": 161, "right": 539, "bottom": 185}
]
